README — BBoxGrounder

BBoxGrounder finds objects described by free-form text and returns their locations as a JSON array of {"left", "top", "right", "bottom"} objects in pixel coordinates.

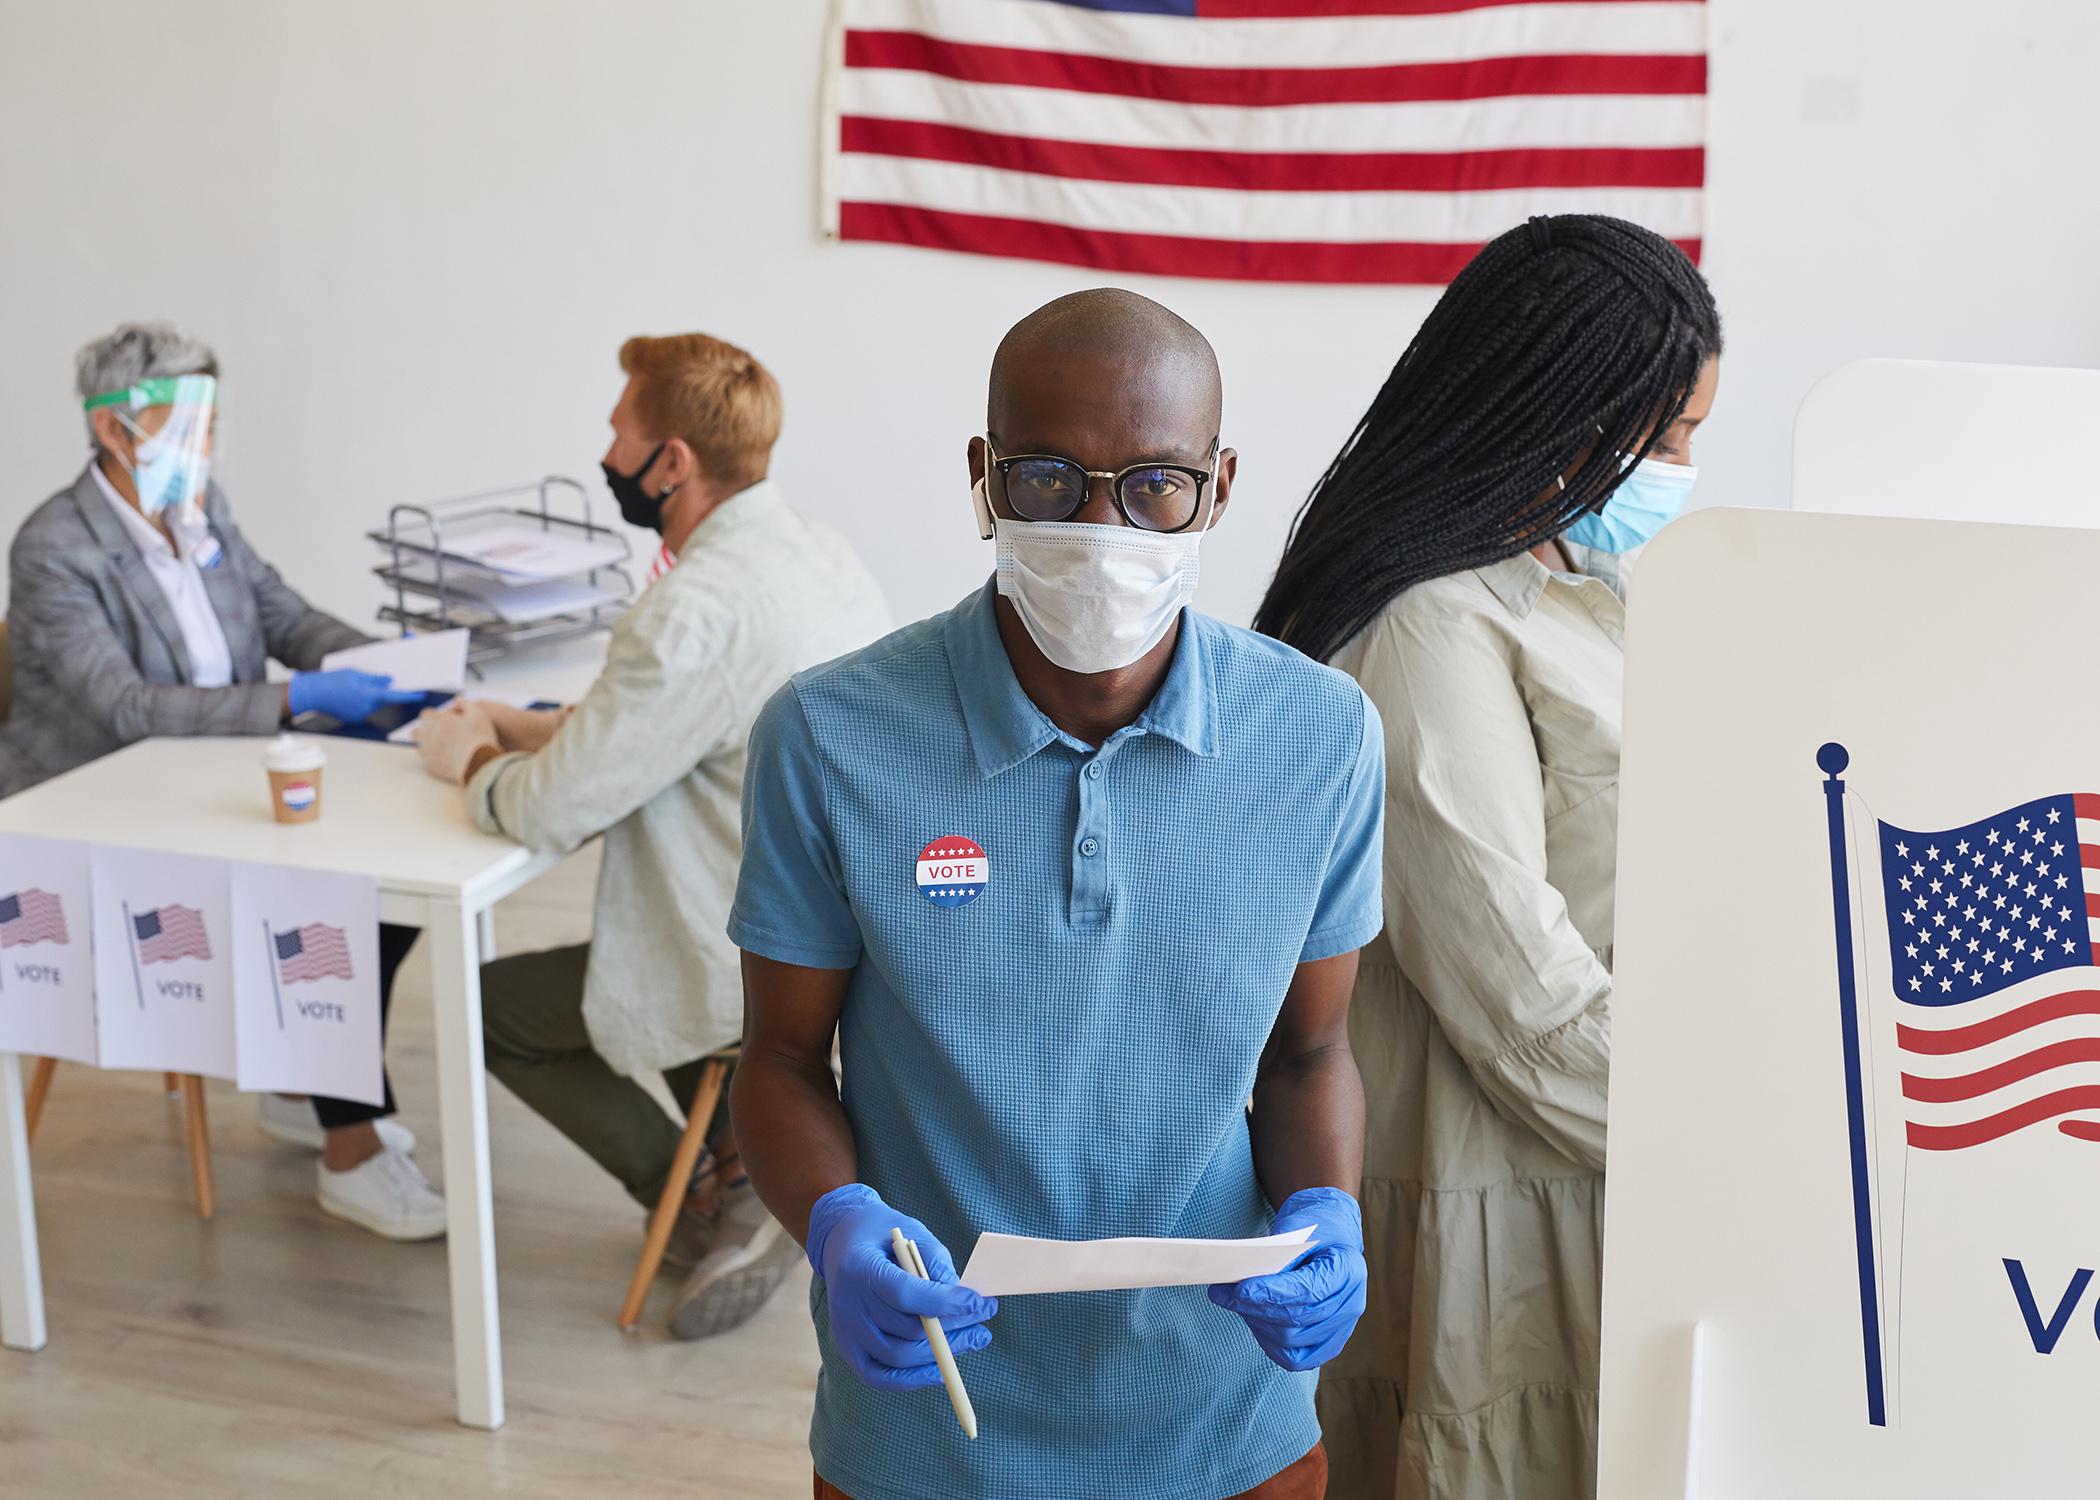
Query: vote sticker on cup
[{"left": 916, "top": 836, "right": 988, "bottom": 909}]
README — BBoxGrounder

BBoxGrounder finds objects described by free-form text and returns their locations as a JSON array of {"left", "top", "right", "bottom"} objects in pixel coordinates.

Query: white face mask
[{"left": 986, "top": 478, "right": 1206, "bottom": 674}]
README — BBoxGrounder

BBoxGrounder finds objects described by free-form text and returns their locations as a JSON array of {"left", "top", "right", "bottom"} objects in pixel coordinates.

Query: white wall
[{"left": 1, "top": 1, "right": 2094, "bottom": 638}]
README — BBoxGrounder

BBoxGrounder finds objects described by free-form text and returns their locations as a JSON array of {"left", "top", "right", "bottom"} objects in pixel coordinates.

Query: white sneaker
[
  {"left": 260, "top": 1093, "right": 414, "bottom": 1154},
  {"left": 668, "top": 1180, "right": 797, "bottom": 1339},
  {"left": 316, "top": 1146, "right": 448, "bottom": 1241}
]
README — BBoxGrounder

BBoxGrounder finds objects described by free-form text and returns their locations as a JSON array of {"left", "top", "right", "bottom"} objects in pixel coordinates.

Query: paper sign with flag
[
  {"left": 89, "top": 846, "right": 235, "bottom": 1078},
  {"left": 231, "top": 863, "right": 382, "bottom": 1107},
  {"left": 0, "top": 834, "right": 96, "bottom": 1065}
]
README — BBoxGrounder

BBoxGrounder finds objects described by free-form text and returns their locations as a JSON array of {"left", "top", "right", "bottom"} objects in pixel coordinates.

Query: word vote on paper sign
[{"left": 824, "top": 0, "right": 1707, "bottom": 283}]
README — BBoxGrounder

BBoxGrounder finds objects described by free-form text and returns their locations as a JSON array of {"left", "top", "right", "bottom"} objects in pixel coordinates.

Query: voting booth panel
[
  {"left": 1793, "top": 358, "right": 2100, "bottom": 527},
  {"left": 1601, "top": 507, "right": 2100, "bottom": 1496}
]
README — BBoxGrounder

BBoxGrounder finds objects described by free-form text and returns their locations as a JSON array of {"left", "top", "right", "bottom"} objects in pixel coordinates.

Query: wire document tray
[{"left": 368, "top": 477, "right": 634, "bottom": 669}]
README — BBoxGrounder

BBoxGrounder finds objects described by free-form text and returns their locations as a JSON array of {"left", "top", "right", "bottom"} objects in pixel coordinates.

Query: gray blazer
[{"left": 0, "top": 464, "right": 370, "bottom": 797}]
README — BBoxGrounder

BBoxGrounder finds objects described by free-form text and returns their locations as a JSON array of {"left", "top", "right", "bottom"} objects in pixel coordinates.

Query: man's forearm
[
  {"left": 1249, "top": 1044, "right": 1366, "bottom": 1205},
  {"left": 729, "top": 1047, "right": 861, "bottom": 1247}
]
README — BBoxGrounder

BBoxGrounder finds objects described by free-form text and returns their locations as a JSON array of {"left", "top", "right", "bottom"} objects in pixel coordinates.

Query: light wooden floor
[{"left": 2, "top": 847, "right": 821, "bottom": 1498}]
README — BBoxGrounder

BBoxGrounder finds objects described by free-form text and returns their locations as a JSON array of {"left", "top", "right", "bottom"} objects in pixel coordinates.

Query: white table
[{"left": 0, "top": 734, "right": 561, "bottom": 1429}]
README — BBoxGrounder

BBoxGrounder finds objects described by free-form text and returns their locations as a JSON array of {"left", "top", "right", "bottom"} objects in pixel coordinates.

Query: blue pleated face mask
[{"left": 1560, "top": 456, "right": 1697, "bottom": 554}]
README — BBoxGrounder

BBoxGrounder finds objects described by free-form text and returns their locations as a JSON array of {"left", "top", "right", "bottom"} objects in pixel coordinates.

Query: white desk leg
[
  {"left": 428, "top": 898, "right": 503, "bottom": 1429},
  {"left": 0, "top": 1053, "right": 48, "bottom": 1353},
  {"left": 476, "top": 906, "right": 498, "bottom": 962}
]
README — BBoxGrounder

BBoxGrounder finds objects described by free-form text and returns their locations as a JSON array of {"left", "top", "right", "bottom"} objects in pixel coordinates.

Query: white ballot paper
[
  {"left": 959, "top": 1226, "right": 1314, "bottom": 1298},
  {"left": 0, "top": 833, "right": 98, "bottom": 1065},
  {"left": 229, "top": 863, "right": 383, "bottom": 1106},
  {"left": 90, "top": 847, "right": 235, "bottom": 1078},
  {"left": 320, "top": 627, "right": 470, "bottom": 693}
]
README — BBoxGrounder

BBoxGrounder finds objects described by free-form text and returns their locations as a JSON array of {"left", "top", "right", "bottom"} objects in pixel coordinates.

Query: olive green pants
[{"left": 480, "top": 943, "right": 731, "bottom": 1208}]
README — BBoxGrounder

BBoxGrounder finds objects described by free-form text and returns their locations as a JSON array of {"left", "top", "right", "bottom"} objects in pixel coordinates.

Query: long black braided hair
[{"left": 1254, "top": 214, "right": 1722, "bottom": 663}]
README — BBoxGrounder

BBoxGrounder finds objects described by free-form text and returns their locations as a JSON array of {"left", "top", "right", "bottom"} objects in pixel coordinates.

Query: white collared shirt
[
  {"left": 464, "top": 480, "right": 893, "bottom": 1074},
  {"left": 89, "top": 460, "right": 235, "bottom": 688}
]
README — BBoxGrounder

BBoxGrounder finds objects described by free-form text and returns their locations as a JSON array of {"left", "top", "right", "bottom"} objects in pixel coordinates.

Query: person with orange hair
[{"left": 414, "top": 332, "right": 889, "bottom": 1338}]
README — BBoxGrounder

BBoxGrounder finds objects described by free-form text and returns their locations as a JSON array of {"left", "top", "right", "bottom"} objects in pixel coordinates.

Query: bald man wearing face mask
[{"left": 728, "top": 290, "right": 1385, "bottom": 1500}]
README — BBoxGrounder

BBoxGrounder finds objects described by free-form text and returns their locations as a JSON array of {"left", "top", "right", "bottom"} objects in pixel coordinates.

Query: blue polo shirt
[{"left": 729, "top": 581, "right": 1384, "bottom": 1500}]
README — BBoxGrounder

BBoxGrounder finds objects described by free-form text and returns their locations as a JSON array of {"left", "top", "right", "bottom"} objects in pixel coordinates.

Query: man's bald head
[{"left": 987, "top": 289, "right": 1223, "bottom": 460}]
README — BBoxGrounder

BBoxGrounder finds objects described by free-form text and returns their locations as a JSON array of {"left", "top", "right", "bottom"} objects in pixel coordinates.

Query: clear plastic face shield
[{"left": 84, "top": 374, "right": 218, "bottom": 523}]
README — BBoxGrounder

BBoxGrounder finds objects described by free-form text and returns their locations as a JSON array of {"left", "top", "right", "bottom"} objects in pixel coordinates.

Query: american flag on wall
[{"left": 821, "top": 0, "right": 1707, "bottom": 284}]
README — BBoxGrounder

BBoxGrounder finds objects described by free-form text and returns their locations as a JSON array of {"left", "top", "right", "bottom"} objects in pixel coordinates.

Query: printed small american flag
[
  {"left": 0, "top": 889, "right": 69, "bottom": 949},
  {"left": 274, "top": 923, "right": 355, "bottom": 986},
  {"left": 132, "top": 903, "right": 212, "bottom": 966},
  {"left": 1876, "top": 795, "right": 2100, "bottom": 1151},
  {"left": 823, "top": 0, "right": 1706, "bottom": 284}
]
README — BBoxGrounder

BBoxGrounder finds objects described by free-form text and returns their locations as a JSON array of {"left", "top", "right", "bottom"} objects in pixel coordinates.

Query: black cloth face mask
[{"left": 602, "top": 442, "right": 671, "bottom": 533}]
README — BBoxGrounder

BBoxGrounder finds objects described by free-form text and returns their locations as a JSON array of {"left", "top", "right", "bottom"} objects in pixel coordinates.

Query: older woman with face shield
[{"left": 0, "top": 321, "right": 446, "bottom": 1242}]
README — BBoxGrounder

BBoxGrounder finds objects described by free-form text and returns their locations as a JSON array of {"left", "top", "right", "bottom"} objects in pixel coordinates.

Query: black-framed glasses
[{"left": 987, "top": 438, "right": 1218, "bottom": 533}]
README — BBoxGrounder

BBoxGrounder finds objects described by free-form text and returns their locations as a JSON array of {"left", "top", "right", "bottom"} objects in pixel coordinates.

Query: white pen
[{"left": 891, "top": 1225, "right": 979, "bottom": 1440}]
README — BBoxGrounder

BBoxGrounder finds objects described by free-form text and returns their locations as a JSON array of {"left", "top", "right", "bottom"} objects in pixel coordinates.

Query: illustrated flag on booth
[
  {"left": 274, "top": 922, "right": 355, "bottom": 986},
  {"left": 1819, "top": 744, "right": 2100, "bottom": 1431},
  {"left": 0, "top": 889, "right": 69, "bottom": 949},
  {"left": 132, "top": 903, "right": 212, "bottom": 966},
  {"left": 1872, "top": 794, "right": 2100, "bottom": 1152},
  {"left": 821, "top": 0, "right": 1708, "bottom": 284}
]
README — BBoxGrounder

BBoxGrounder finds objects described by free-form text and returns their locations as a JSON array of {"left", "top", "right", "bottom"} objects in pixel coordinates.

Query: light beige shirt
[
  {"left": 90, "top": 460, "right": 234, "bottom": 688},
  {"left": 1317, "top": 543, "right": 1626, "bottom": 1500},
  {"left": 466, "top": 481, "right": 890, "bottom": 1075}
]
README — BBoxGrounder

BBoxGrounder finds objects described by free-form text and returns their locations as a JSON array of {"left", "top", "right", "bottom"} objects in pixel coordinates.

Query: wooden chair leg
[
  {"left": 24, "top": 1057, "right": 57, "bottom": 1144},
  {"left": 618, "top": 1057, "right": 730, "bottom": 1331},
  {"left": 162, "top": 1072, "right": 180, "bottom": 1096},
  {"left": 179, "top": 1074, "right": 215, "bottom": 1221}
]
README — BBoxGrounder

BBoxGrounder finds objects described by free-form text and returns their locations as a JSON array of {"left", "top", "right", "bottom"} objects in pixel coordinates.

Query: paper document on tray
[
  {"left": 438, "top": 524, "right": 626, "bottom": 580},
  {"left": 959, "top": 1226, "right": 1313, "bottom": 1297},
  {"left": 394, "top": 563, "right": 624, "bottom": 623},
  {"left": 321, "top": 628, "right": 469, "bottom": 693}
]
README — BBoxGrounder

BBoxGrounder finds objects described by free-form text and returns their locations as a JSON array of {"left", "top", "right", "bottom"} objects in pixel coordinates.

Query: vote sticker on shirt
[
  {"left": 916, "top": 836, "right": 988, "bottom": 908},
  {"left": 192, "top": 534, "right": 223, "bottom": 570}
]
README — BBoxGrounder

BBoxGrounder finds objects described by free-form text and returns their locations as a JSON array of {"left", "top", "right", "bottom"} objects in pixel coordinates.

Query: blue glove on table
[
  {"left": 807, "top": 1183, "right": 998, "bottom": 1392},
  {"left": 1208, "top": 1186, "right": 1368, "bottom": 1373},
  {"left": 287, "top": 669, "right": 423, "bottom": 725}
]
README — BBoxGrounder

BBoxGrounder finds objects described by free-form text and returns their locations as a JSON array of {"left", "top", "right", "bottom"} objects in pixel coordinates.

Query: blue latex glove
[
  {"left": 806, "top": 1183, "right": 998, "bottom": 1392},
  {"left": 287, "top": 669, "right": 423, "bottom": 725},
  {"left": 1207, "top": 1186, "right": 1368, "bottom": 1373}
]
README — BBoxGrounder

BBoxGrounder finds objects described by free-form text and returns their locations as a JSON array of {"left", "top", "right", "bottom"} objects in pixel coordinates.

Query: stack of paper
[
  {"left": 392, "top": 562, "right": 626, "bottom": 623},
  {"left": 431, "top": 524, "right": 626, "bottom": 581}
]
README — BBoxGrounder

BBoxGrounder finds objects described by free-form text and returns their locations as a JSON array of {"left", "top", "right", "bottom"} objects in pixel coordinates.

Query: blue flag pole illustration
[
  {"left": 121, "top": 899, "right": 146, "bottom": 1012},
  {"left": 264, "top": 920, "right": 285, "bottom": 1032},
  {"left": 1819, "top": 742, "right": 1887, "bottom": 1427}
]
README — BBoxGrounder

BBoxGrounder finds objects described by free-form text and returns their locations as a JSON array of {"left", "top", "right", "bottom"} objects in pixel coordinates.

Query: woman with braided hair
[{"left": 1255, "top": 214, "right": 1721, "bottom": 1499}]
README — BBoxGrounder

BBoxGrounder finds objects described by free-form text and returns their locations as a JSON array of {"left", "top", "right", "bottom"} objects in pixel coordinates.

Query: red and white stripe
[
  {"left": 824, "top": 0, "right": 1706, "bottom": 283},
  {"left": 281, "top": 922, "right": 355, "bottom": 986},
  {"left": 1895, "top": 800, "right": 2100, "bottom": 1152},
  {"left": 137, "top": 904, "right": 212, "bottom": 967},
  {"left": 0, "top": 889, "right": 69, "bottom": 949}
]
